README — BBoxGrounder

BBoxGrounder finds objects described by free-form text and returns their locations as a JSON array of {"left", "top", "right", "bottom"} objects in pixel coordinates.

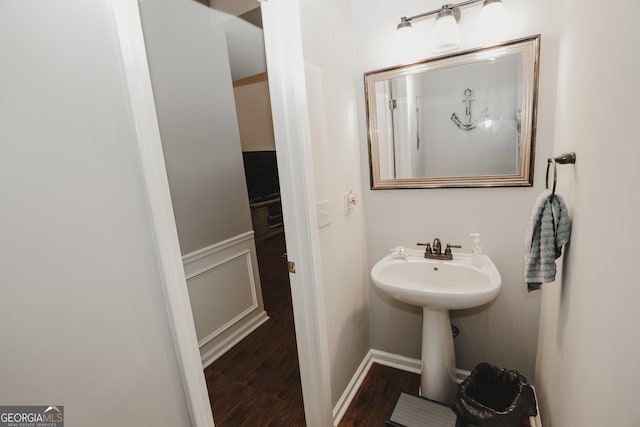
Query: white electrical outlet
[{"left": 316, "top": 200, "right": 331, "bottom": 228}]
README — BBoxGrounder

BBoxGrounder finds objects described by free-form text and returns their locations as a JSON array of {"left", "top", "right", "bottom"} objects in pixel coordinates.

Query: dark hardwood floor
[
  {"left": 339, "top": 363, "right": 420, "bottom": 426},
  {"left": 339, "top": 364, "right": 533, "bottom": 426},
  {"left": 204, "top": 233, "right": 306, "bottom": 426}
]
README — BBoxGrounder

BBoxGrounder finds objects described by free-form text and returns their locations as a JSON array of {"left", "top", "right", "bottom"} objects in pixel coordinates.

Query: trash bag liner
[{"left": 453, "top": 362, "right": 537, "bottom": 427}]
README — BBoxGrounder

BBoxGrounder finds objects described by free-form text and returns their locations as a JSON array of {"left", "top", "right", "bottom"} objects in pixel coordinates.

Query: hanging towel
[{"left": 524, "top": 190, "right": 571, "bottom": 291}]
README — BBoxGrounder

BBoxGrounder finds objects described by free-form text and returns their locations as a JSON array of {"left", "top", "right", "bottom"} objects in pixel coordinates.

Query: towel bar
[{"left": 545, "top": 152, "right": 576, "bottom": 196}]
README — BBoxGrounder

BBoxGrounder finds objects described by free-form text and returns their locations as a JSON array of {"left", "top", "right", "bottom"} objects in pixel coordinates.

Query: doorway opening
[{"left": 200, "top": 5, "right": 305, "bottom": 425}]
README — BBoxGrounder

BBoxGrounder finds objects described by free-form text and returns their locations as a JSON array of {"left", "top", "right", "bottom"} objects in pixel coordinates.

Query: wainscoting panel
[{"left": 183, "top": 231, "right": 268, "bottom": 368}]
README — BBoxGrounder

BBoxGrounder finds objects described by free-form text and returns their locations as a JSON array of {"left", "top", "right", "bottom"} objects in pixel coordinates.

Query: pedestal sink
[{"left": 371, "top": 250, "right": 501, "bottom": 404}]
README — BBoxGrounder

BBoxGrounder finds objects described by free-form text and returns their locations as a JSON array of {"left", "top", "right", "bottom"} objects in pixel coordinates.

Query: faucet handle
[
  {"left": 444, "top": 244, "right": 462, "bottom": 256},
  {"left": 417, "top": 242, "right": 432, "bottom": 254}
]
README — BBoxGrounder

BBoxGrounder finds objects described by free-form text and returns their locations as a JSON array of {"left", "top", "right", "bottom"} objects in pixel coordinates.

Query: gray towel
[{"left": 524, "top": 190, "right": 571, "bottom": 291}]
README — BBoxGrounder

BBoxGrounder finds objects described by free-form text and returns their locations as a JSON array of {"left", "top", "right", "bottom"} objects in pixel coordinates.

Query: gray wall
[
  {"left": 0, "top": 1, "right": 191, "bottom": 425},
  {"left": 140, "top": 0, "right": 252, "bottom": 256}
]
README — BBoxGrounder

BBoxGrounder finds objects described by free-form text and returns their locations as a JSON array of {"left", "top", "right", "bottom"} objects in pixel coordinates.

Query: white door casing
[{"left": 260, "top": 0, "right": 334, "bottom": 425}]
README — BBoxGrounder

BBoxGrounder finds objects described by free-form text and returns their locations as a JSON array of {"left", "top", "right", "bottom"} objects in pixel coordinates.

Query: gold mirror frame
[{"left": 365, "top": 35, "right": 540, "bottom": 189}]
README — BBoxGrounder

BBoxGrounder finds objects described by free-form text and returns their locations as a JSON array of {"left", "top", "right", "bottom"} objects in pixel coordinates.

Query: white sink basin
[
  {"left": 371, "top": 250, "right": 501, "bottom": 404},
  {"left": 371, "top": 252, "right": 501, "bottom": 310}
]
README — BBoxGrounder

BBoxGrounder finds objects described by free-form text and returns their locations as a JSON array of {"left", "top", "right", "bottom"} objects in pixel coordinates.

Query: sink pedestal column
[{"left": 420, "top": 308, "right": 457, "bottom": 404}]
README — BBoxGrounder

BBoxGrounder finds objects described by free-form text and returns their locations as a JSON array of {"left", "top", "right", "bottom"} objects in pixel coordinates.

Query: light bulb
[
  {"left": 478, "top": 0, "right": 507, "bottom": 42},
  {"left": 433, "top": 12, "right": 461, "bottom": 53}
]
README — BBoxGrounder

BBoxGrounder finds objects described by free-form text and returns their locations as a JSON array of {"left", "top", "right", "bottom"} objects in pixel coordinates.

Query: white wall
[
  {"left": 534, "top": 1, "right": 640, "bottom": 425},
  {"left": 140, "top": 0, "right": 252, "bottom": 255},
  {"left": 0, "top": 1, "right": 191, "bottom": 425},
  {"left": 350, "top": 0, "right": 563, "bottom": 380},
  {"left": 297, "top": 0, "right": 371, "bottom": 406}
]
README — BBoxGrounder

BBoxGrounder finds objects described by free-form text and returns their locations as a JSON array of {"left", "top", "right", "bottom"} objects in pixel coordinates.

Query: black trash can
[{"left": 452, "top": 363, "right": 537, "bottom": 427}]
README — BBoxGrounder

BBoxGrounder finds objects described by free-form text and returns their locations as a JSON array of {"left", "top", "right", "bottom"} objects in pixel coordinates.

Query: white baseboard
[
  {"left": 332, "top": 350, "right": 374, "bottom": 426},
  {"left": 370, "top": 349, "right": 422, "bottom": 374},
  {"left": 200, "top": 310, "right": 269, "bottom": 369},
  {"left": 332, "top": 349, "right": 422, "bottom": 426}
]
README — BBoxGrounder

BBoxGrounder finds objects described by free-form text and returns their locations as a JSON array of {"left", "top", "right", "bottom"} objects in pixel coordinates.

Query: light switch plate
[
  {"left": 316, "top": 200, "right": 331, "bottom": 228},
  {"left": 344, "top": 190, "right": 358, "bottom": 216}
]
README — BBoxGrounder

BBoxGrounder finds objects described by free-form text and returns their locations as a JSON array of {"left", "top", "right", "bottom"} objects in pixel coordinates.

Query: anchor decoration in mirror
[{"left": 364, "top": 35, "right": 540, "bottom": 189}]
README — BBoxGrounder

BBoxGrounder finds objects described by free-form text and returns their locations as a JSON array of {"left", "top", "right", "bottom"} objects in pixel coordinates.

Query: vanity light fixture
[{"left": 397, "top": 0, "right": 505, "bottom": 52}]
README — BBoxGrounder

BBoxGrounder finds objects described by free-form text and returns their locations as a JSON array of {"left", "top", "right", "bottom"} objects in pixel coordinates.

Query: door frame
[
  {"left": 260, "top": 0, "right": 334, "bottom": 425},
  {"left": 112, "top": 0, "right": 333, "bottom": 425}
]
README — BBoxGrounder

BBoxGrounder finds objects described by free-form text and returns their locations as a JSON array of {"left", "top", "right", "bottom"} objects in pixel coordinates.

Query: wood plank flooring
[
  {"left": 204, "top": 233, "right": 306, "bottom": 426},
  {"left": 339, "top": 363, "right": 420, "bottom": 426},
  {"left": 339, "top": 364, "right": 533, "bottom": 426}
]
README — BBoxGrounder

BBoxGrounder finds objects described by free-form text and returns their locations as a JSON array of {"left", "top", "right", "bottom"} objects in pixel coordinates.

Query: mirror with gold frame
[{"left": 365, "top": 35, "right": 540, "bottom": 189}]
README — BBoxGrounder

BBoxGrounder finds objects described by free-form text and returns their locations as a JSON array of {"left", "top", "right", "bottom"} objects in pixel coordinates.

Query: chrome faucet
[
  {"left": 432, "top": 238, "right": 442, "bottom": 256},
  {"left": 417, "top": 238, "right": 461, "bottom": 260}
]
